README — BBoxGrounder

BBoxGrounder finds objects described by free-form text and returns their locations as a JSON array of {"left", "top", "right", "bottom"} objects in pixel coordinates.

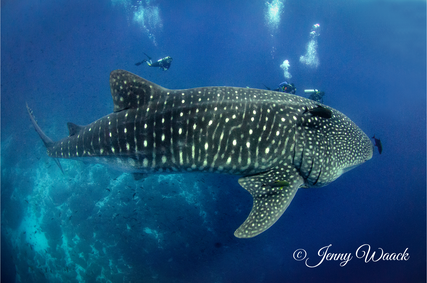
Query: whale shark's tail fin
[{"left": 26, "top": 103, "right": 63, "bottom": 173}]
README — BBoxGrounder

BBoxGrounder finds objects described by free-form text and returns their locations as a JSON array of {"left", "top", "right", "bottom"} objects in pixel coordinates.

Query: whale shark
[{"left": 27, "top": 70, "right": 373, "bottom": 238}]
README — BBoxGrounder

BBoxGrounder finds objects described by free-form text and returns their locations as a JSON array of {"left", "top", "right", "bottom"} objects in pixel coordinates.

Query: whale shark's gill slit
[
  {"left": 306, "top": 159, "right": 314, "bottom": 180},
  {"left": 242, "top": 169, "right": 270, "bottom": 178},
  {"left": 313, "top": 168, "right": 322, "bottom": 185},
  {"left": 299, "top": 143, "right": 305, "bottom": 171},
  {"left": 292, "top": 127, "right": 297, "bottom": 165}
]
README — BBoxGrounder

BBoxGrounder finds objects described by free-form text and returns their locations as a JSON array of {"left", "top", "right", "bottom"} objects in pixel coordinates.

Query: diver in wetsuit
[
  {"left": 277, "top": 81, "right": 296, "bottom": 94},
  {"left": 135, "top": 53, "right": 173, "bottom": 70},
  {"left": 304, "top": 89, "right": 325, "bottom": 103},
  {"left": 264, "top": 81, "right": 296, "bottom": 94}
]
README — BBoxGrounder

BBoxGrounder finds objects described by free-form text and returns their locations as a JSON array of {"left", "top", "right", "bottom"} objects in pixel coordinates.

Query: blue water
[{"left": 1, "top": 0, "right": 425, "bottom": 282}]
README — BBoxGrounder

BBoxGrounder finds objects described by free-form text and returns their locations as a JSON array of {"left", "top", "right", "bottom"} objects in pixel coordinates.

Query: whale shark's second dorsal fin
[
  {"left": 109, "top": 70, "right": 167, "bottom": 112},
  {"left": 67, "top": 122, "right": 83, "bottom": 136}
]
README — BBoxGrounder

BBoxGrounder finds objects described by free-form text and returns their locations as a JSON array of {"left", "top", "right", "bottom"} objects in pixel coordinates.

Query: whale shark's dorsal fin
[{"left": 109, "top": 70, "right": 167, "bottom": 112}]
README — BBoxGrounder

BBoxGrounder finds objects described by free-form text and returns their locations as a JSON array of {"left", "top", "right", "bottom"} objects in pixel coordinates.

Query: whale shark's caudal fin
[{"left": 26, "top": 103, "right": 64, "bottom": 173}]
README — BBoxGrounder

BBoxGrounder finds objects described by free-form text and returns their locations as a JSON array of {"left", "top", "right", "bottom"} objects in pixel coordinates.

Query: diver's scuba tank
[{"left": 305, "top": 89, "right": 325, "bottom": 103}]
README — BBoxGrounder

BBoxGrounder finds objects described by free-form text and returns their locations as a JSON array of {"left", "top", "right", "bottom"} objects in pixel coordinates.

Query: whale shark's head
[
  {"left": 330, "top": 123, "right": 374, "bottom": 181},
  {"left": 294, "top": 106, "right": 374, "bottom": 188}
]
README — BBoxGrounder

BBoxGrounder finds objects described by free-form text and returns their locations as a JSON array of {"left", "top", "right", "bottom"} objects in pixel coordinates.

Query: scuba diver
[
  {"left": 264, "top": 81, "right": 326, "bottom": 104},
  {"left": 135, "top": 53, "right": 173, "bottom": 70},
  {"left": 304, "top": 89, "right": 325, "bottom": 103},
  {"left": 278, "top": 81, "right": 296, "bottom": 94},
  {"left": 264, "top": 81, "right": 296, "bottom": 94}
]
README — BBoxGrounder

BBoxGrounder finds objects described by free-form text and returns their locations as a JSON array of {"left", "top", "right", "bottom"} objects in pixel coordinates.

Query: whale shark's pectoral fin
[{"left": 235, "top": 168, "right": 304, "bottom": 238}]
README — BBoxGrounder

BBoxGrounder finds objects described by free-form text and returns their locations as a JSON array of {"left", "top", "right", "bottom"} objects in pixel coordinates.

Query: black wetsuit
[{"left": 135, "top": 53, "right": 173, "bottom": 70}]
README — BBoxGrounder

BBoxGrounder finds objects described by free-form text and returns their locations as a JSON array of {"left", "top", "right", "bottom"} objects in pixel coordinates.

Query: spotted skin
[{"left": 27, "top": 70, "right": 373, "bottom": 238}]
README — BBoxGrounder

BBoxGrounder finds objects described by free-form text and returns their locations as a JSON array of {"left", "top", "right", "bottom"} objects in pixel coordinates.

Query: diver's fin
[
  {"left": 235, "top": 166, "right": 304, "bottom": 238},
  {"left": 135, "top": 60, "right": 147, "bottom": 66},
  {"left": 263, "top": 84, "right": 271, "bottom": 90},
  {"left": 143, "top": 53, "right": 151, "bottom": 60},
  {"left": 26, "top": 103, "right": 64, "bottom": 174}
]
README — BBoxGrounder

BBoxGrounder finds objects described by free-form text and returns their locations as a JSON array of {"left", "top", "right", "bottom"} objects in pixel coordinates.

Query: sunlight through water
[
  {"left": 280, "top": 59, "right": 292, "bottom": 79},
  {"left": 112, "top": 0, "right": 162, "bottom": 46},
  {"left": 299, "top": 23, "right": 320, "bottom": 68},
  {"left": 265, "top": 0, "right": 284, "bottom": 33},
  {"left": 265, "top": 0, "right": 285, "bottom": 58}
]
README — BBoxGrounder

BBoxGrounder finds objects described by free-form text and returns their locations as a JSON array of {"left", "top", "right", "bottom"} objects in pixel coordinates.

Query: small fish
[
  {"left": 264, "top": 180, "right": 290, "bottom": 188},
  {"left": 371, "top": 135, "right": 383, "bottom": 154},
  {"left": 106, "top": 188, "right": 111, "bottom": 192}
]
